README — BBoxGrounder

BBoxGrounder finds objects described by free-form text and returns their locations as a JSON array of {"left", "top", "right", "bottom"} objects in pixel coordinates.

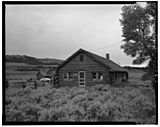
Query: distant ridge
[
  {"left": 123, "top": 66, "right": 147, "bottom": 71},
  {"left": 6, "top": 55, "right": 64, "bottom": 65}
]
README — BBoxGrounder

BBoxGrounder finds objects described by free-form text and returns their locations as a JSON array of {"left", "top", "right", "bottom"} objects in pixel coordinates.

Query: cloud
[{"left": 6, "top": 4, "right": 145, "bottom": 66}]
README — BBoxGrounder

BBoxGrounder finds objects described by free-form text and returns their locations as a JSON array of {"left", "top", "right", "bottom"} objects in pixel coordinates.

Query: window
[
  {"left": 92, "top": 72, "right": 97, "bottom": 80},
  {"left": 79, "top": 72, "right": 85, "bottom": 78},
  {"left": 80, "top": 54, "right": 84, "bottom": 61},
  {"left": 63, "top": 73, "right": 68, "bottom": 80},
  {"left": 115, "top": 73, "right": 122, "bottom": 79},
  {"left": 117, "top": 73, "right": 119, "bottom": 78},
  {"left": 63, "top": 72, "right": 73, "bottom": 80},
  {"left": 115, "top": 72, "right": 117, "bottom": 79},
  {"left": 69, "top": 72, "right": 73, "bottom": 80},
  {"left": 112, "top": 72, "right": 123, "bottom": 79},
  {"left": 92, "top": 72, "right": 103, "bottom": 80},
  {"left": 98, "top": 72, "right": 103, "bottom": 80}
]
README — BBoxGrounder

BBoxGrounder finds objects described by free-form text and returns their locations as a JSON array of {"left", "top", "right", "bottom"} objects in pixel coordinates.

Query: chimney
[{"left": 106, "top": 53, "right": 110, "bottom": 60}]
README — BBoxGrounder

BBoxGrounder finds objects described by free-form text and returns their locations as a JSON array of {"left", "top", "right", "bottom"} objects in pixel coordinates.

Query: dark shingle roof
[
  {"left": 56, "top": 48, "right": 128, "bottom": 72},
  {"left": 84, "top": 49, "right": 128, "bottom": 72}
]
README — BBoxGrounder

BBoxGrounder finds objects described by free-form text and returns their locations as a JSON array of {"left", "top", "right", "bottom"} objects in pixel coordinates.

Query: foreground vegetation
[{"left": 5, "top": 83, "right": 156, "bottom": 124}]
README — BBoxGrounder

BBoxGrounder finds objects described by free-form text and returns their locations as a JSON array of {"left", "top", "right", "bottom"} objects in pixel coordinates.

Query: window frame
[
  {"left": 63, "top": 73, "right": 68, "bottom": 80},
  {"left": 68, "top": 72, "right": 74, "bottom": 80},
  {"left": 92, "top": 72, "right": 97, "bottom": 80},
  {"left": 78, "top": 71, "right": 86, "bottom": 87},
  {"left": 97, "top": 72, "right": 103, "bottom": 80},
  {"left": 63, "top": 72, "right": 74, "bottom": 80},
  {"left": 92, "top": 72, "right": 103, "bottom": 81},
  {"left": 80, "top": 54, "right": 84, "bottom": 62}
]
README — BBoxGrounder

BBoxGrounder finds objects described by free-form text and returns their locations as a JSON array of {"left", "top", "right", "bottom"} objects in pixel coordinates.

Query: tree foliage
[
  {"left": 120, "top": 2, "right": 157, "bottom": 64},
  {"left": 120, "top": 2, "right": 157, "bottom": 88}
]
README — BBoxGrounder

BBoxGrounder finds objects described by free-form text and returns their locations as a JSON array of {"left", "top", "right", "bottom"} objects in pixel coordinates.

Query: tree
[{"left": 120, "top": 2, "right": 157, "bottom": 89}]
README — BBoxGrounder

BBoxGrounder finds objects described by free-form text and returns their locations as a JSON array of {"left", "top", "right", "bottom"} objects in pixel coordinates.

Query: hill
[
  {"left": 6, "top": 55, "right": 64, "bottom": 65},
  {"left": 37, "top": 58, "right": 63, "bottom": 65}
]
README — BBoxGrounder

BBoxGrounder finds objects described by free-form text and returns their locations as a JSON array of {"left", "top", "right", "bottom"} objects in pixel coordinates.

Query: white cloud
[{"left": 6, "top": 4, "right": 147, "bottom": 67}]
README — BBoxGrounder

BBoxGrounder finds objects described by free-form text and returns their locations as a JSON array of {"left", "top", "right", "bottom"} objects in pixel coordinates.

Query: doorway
[{"left": 78, "top": 71, "right": 85, "bottom": 87}]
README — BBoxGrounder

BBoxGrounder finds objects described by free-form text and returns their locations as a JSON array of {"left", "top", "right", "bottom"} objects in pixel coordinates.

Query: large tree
[{"left": 120, "top": 2, "right": 157, "bottom": 88}]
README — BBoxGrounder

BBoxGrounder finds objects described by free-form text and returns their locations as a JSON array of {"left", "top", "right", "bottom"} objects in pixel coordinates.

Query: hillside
[
  {"left": 6, "top": 55, "right": 64, "bottom": 65},
  {"left": 38, "top": 58, "right": 63, "bottom": 65}
]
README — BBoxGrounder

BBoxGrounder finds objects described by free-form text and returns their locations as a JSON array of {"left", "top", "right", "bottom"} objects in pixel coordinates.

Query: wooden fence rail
[{"left": 8, "top": 80, "right": 53, "bottom": 88}]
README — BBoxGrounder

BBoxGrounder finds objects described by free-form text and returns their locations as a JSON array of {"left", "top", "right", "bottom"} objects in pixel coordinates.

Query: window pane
[
  {"left": 115, "top": 72, "right": 117, "bottom": 79},
  {"left": 98, "top": 72, "right": 103, "bottom": 80},
  {"left": 79, "top": 72, "right": 84, "bottom": 78},
  {"left": 63, "top": 73, "right": 68, "bottom": 79},
  {"left": 92, "top": 72, "right": 97, "bottom": 80},
  {"left": 79, "top": 82, "right": 85, "bottom": 86},
  {"left": 80, "top": 54, "right": 84, "bottom": 61},
  {"left": 69, "top": 72, "right": 73, "bottom": 80},
  {"left": 80, "top": 79, "right": 84, "bottom": 82}
]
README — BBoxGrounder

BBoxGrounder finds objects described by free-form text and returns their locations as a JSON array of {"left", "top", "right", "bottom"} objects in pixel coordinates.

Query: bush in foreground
[{"left": 5, "top": 84, "right": 156, "bottom": 123}]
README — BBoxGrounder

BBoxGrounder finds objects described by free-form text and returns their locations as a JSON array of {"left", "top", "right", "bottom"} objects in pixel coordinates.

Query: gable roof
[
  {"left": 56, "top": 48, "right": 128, "bottom": 72},
  {"left": 38, "top": 69, "right": 50, "bottom": 76},
  {"left": 47, "top": 70, "right": 56, "bottom": 77},
  {"left": 38, "top": 68, "right": 56, "bottom": 77}
]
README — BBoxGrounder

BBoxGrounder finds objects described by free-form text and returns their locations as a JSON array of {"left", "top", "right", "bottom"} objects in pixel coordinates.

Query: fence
[{"left": 8, "top": 80, "right": 53, "bottom": 88}]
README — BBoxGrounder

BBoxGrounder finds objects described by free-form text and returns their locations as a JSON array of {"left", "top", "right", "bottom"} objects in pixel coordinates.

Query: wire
[{"left": 90, "top": 42, "right": 123, "bottom": 51}]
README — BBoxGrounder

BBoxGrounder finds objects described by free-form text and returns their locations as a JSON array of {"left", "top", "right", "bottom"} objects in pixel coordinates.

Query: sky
[{"left": 6, "top": 4, "right": 148, "bottom": 67}]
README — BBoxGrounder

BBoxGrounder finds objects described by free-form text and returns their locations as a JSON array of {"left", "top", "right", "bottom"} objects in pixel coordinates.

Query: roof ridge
[
  {"left": 83, "top": 49, "right": 119, "bottom": 65},
  {"left": 82, "top": 49, "right": 128, "bottom": 72},
  {"left": 56, "top": 48, "right": 128, "bottom": 72}
]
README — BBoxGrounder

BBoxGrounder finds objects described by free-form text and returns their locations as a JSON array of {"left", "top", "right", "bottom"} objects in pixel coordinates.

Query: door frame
[{"left": 78, "top": 71, "right": 86, "bottom": 87}]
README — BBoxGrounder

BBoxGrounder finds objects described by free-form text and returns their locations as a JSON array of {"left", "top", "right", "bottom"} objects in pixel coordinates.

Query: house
[
  {"left": 37, "top": 68, "right": 55, "bottom": 80},
  {"left": 37, "top": 69, "right": 48, "bottom": 80},
  {"left": 55, "top": 48, "right": 128, "bottom": 87}
]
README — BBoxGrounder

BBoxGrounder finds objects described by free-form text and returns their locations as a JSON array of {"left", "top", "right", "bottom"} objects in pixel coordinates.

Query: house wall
[
  {"left": 57, "top": 53, "right": 111, "bottom": 87},
  {"left": 110, "top": 71, "right": 128, "bottom": 84}
]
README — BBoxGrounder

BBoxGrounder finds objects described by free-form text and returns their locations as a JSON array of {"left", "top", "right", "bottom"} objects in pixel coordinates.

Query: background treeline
[
  {"left": 6, "top": 55, "right": 63, "bottom": 65},
  {"left": 123, "top": 66, "right": 147, "bottom": 72}
]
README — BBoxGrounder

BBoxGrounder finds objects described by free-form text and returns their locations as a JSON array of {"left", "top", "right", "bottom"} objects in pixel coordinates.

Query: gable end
[{"left": 56, "top": 49, "right": 111, "bottom": 72}]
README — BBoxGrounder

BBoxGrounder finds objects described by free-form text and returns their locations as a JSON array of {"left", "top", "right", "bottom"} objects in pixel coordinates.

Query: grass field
[
  {"left": 6, "top": 71, "right": 38, "bottom": 81},
  {"left": 5, "top": 83, "right": 156, "bottom": 123},
  {"left": 5, "top": 62, "right": 40, "bottom": 81},
  {"left": 128, "top": 71, "right": 145, "bottom": 79},
  {"left": 4, "top": 68, "right": 156, "bottom": 123},
  {"left": 5, "top": 62, "right": 57, "bottom": 81},
  {"left": 128, "top": 71, "right": 152, "bottom": 87}
]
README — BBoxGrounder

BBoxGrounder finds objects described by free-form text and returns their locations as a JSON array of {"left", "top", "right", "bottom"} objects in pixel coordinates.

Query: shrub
[
  {"left": 72, "top": 87, "right": 88, "bottom": 95},
  {"left": 112, "top": 80, "right": 125, "bottom": 87},
  {"left": 38, "top": 109, "right": 50, "bottom": 121},
  {"left": 93, "top": 84, "right": 105, "bottom": 91},
  {"left": 5, "top": 97, "right": 12, "bottom": 105},
  {"left": 53, "top": 98, "right": 68, "bottom": 108},
  {"left": 12, "top": 87, "right": 32, "bottom": 97},
  {"left": 6, "top": 109, "right": 26, "bottom": 121},
  {"left": 18, "top": 103, "right": 42, "bottom": 121},
  {"left": 5, "top": 83, "right": 156, "bottom": 123},
  {"left": 86, "top": 100, "right": 102, "bottom": 121},
  {"left": 28, "top": 92, "right": 42, "bottom": 104},
  {"left": 72, "top": 94, "right": 87, "bottom": 105},
  {"left": 102, "top": 85, "right": 110, "bottom": 91},
  {"left": 49, "top": 108, "right": 66, "bottom": 121}
]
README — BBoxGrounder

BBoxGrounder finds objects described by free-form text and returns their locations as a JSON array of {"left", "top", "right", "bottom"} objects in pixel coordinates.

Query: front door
[{"left": 78, "top": 71, "right": 85, "bottom": 87}]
